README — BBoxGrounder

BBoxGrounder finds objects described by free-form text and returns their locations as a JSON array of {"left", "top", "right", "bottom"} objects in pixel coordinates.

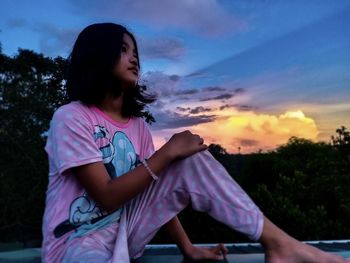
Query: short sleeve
[
  {"left": 45, "top": 106, "right": 102, "bottom": 175},
  {"left": 140, "top": 119, "right": 155, "bottom": 159}
]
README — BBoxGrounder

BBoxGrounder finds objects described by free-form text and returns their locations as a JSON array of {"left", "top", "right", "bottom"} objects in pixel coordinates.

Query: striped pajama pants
[{"left": 60, "top": 150, "right": 263, "bottom": 262}]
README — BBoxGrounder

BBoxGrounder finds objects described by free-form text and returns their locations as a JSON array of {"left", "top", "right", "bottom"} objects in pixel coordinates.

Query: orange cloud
[{"left": 151, "top": 109, "right": 319, "bottom": 154}]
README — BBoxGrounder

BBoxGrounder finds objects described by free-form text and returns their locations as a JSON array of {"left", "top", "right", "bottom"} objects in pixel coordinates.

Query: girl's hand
[
  {"left": 183, "top": 243, "right": 228, "bottom": 261},
  {"left": 163, "top": 130, "right": 208, "bottom": 160}
]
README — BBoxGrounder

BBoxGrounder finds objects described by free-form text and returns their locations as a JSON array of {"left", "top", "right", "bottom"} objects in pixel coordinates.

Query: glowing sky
[{"left": 1, "top": 0, "right": 349, "bottom": 153}]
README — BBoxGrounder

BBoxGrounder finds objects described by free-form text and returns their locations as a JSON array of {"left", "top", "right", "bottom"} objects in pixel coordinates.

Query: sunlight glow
[{"left": 151, "top": 109, "right": 319, "bottom": 154}]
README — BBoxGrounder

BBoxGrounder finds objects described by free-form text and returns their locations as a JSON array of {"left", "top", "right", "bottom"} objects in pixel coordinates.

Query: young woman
[{"left": 42, "top": 23, "right": 348, "bottom": 263}]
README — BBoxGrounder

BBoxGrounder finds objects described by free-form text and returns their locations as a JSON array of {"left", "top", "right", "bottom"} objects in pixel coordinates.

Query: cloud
[
  {"left": 2, "top": 19, "right": 77, "bottom": 57},
  {"left": 143, "top": 73, "right": 249, "bottom": 117},
  {"left": 169, "top": 74, "right": 181, "bottom": 81},
  {"left": 175, "top": 89, "right": 199, "bottom": 96},
  {"left": 139, "top": 36, "right": 186, "bottom": 60},
  {"left": 189, "top": 106, "right": 213, "bottom": 114},
  {"left": 185, "top": 71, "right": 207, "bottom": 78},
  {"left": 143, "top": 72, "right": 222, "bottom": 129},
  {"left": 220, "top": 104, "right": 257, "bottom": 112},
  {"left": 171, "top": 109, "right": 319, "bottom": 153},
  {"left": 200, "top": 88, "right": 245, "bottom": 101},
  {"left": 176, "top": 106, "right": 214, "bottom": 114},
  {"left": 176, "top": 106, "right": 190, "bottom": 112},
  {"left": 70, "top": 0, "right": 248, "bottom": 37},
  {"left": 142, "top": 71, "right": 218, "bottom": 103},
  {"left": 232, "top": 88, "right": 245, "bottom": 94},
  {"left": 31, "top": 23, "right": 78, "bottom": 56},
  {"left": 200, "top": 93, "right": 234, "bottom": 101},
  {"left": 144, "top": 73, "right": 320, "bottom": 153},
  {"left": 143, "top": 72, "right": 235, "bottom": 102},
  {"left": 151, "top": 110, "right": 216, "bottom": 129},
  {"left": 173, "top": 86, "right": 243, "bottom": 102},
  {"left": 142, "top": 71, "right": 181, "bottom": 97},
  {"left": 238, "top": 139, "right": 259, "bottom": 147},
  {"left": 151, "top": 100, "right": 166, "bottom": 110},
  {"left": 202, "top": 86, "right": 227, "bottom": 92},
  {"left": 6, "top": 18, "right": 27, "bottom": 28}
]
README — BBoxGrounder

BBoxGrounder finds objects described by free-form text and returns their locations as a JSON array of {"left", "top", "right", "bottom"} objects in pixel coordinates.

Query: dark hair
[{"left": 66, "top": 22, "right": 156, "bottom": 118}]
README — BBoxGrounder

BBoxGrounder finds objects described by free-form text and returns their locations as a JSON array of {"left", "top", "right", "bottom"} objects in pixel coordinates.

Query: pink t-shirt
[{"left": 42, "top": 101, "right": 155, "bottom": 259}]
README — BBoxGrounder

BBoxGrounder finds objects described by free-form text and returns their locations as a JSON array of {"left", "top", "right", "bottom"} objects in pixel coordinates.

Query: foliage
[
  {"left": 265, "top": 137, "right": 350, "bottom": 240},
  {"left": 0, "top": 48, "right": 69, "bottom": 242},
  {"left": 331, "top": 126, "right": 350, "bottom": 157}
]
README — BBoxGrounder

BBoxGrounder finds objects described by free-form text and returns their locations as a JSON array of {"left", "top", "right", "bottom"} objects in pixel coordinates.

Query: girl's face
[{"left": 113, "top": 33, "right": 139, "bottom": 88}]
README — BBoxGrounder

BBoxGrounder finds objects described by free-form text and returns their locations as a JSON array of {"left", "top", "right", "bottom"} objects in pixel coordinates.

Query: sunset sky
[{"left": 1, "top": 0, "right": 349, "bottom": 153}]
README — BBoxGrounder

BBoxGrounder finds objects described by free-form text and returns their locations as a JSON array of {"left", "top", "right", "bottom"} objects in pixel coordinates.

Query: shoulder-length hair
[{"left": 66, "top": 22, "right": 156, "bottom": 119}]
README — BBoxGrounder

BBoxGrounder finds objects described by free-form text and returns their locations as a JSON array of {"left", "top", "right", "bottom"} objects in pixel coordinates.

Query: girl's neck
[{"left": 99, "top": 93, "right": 129, "bottom": 123}]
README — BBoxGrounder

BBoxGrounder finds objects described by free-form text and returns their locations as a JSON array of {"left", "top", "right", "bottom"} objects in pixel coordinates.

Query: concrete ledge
[
  {"left": 0, "top": 241, "right": 349, "bottom": 263},
  {"left": 0, "top": 248, "right": 41, "bottom": 263}
]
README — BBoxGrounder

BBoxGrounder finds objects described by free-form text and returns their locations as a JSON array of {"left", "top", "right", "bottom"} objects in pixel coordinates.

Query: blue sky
[{"left": 1, "top": 0, "right": 349, "bottom": 152}]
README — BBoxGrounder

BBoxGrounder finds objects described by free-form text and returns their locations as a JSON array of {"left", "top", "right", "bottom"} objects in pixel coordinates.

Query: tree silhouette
[
  {"left": 331, "top": 126, "right": 350, "bottom": 157},
  {"left": 0, "top": 48, "right": 68, "bottom": 242}
]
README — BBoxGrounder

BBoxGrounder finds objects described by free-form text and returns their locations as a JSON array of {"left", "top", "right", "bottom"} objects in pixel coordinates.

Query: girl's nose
[{"left": 129, "top": 55, "right": 138, "bottom": 66}]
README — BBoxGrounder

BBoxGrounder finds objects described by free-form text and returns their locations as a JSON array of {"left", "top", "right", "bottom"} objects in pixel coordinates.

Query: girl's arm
[
  {"left": 164, "top": 216, "right": 228, "bottom": 261},
  {"left": 163, "top": 216, "right": 192, "bottom": 253},
  {"left": 73, "top": 130, "right": 207, "bottom": 213}
]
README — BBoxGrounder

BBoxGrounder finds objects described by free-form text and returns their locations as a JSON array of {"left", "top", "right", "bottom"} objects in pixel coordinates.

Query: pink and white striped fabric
[{"left": 60, "top": 151, "right": 263, "bottom": 262}]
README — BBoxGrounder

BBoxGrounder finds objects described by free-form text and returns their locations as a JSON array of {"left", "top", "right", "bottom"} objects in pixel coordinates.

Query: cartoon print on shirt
[
  {"left": 94, "top": 125, "right": 117, "bottom": 177},
  {"left": 53, "top": 125, "right": 140, "bottom": 238},
  {"left": 94, "top": 125, "right": 139, "bottom": 177},
  {"left": 69, "top": 193, "right": 105, "bottom": 225},
  {"left": 110, "top": 131, "right": 139, "bottom": 177}
]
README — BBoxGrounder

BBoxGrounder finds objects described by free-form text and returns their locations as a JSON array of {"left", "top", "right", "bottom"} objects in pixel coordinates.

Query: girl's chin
[
  {"left": 125, "top": 77, "right": 138, "bottom": 86},
  {"left": 122, "top": 80, "right": 138, "bottom": 91},
  {"left": 128, "top": 80, "right": 138, "bottom": 88}
]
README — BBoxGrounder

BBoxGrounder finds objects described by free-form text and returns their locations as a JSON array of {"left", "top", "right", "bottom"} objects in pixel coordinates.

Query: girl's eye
[{"left": 121, "top": 46, "right": 127, "bottom": 52}]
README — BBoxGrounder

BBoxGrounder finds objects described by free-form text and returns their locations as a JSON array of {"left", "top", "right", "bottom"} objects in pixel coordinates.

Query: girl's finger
[
  {"left": 210, "top": 246, "right": 222, "bottom": 255},
  {"left": 207, "top": 248, "right": 224, "bottom": 261},
  {"left": 212, "top": 243, "right": 228, "bottom": 256},
  {"left": 214, "top": 254, "right": 224, "bottom": 260},
  {"left": 219, "top": 243, "right": 228, "bottom": 255}
]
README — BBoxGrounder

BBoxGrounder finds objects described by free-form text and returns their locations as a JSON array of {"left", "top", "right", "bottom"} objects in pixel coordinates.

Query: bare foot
[
  {"left": 265, "top": 238, "right": 349, "bottom": 263},
  {"left": 260, "top": 217, "right": 349, "bottom": 263}
]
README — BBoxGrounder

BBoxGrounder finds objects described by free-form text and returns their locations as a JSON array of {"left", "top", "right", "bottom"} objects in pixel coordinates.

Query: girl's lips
[{"left": 129, "top": 68, "right": 139, "bottom": 75}]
